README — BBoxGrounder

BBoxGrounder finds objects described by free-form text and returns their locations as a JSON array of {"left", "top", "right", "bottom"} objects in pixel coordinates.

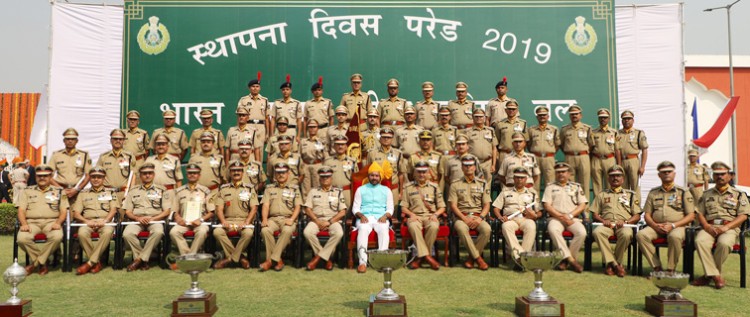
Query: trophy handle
[{"left": 404, "top": 245, "right": 418, "bottom": 266}]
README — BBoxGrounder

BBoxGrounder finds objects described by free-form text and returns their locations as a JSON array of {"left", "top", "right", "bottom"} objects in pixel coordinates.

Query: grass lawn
[{"left": 1, "top": 234, "right": 748, "bottom": 316}]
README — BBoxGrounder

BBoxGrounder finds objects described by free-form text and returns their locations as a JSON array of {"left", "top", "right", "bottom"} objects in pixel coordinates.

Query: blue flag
[{"left": 691, "top": 97, "right": 698, "bottom": 140}]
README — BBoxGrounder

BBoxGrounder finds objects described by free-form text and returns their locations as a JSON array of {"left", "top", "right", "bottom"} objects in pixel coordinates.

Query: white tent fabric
[{"left": 615, "top": 4, "right": 685, "bottom": 199}]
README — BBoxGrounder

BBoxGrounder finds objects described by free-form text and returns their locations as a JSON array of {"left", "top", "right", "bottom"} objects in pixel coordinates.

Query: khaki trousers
[
  {"left": 454, "top": 219, "right": 491, "bottom": 259},
  {"left": 260, "top": 216, "right": 297, "bottom": 262},
  {"left": 303, "top": 221, "right": 343, "bottom": 261},
  {"left": 406, "top": 215, "right": 439, "bottom": 257},
  {"left": 501, "top": 217, "right": 536, "bottom": 259},
  {"left": 77, "top": 225, "right": 114, "bottom": 264},
  {"left": 213, "top": 219, "right": 254, "bottom": 262},
  {"left": 593, "top": 225, "right": 633, "bottom": 265},
  {"left": 621, "top": 157, "right": 640, "bottom": 192},
  {"left": 636, "top": 226, "right": 685, "bottom": 271},
  {"left": 123, "top": 223, "right": 164, "bottom": 262},
  {"left": 170, "top": 224, "right": 209, "bottom": 255},
  {"left": 17, "top": 219, "right": 63, "bottom": 266},
  {"left": 534, "top": 156, "right": 556, "bottom": 194},
  {"left": 565, "top": 154, "right": 590, "bottom": 198},
  {"left": 547, "top": 218, "right": 586, "bottom": 260},
  {"left": 591, "top": 156, "right": 616, "bottom": 197},
  {"left": 695, "top": 226, "right": 739, "bottom": 276}
]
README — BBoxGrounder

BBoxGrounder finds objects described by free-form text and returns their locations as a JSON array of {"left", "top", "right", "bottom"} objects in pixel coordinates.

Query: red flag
[
  {"left": 692, "top": 96, "right": 740, "bottom": 148},
  {"left": 351, "top": 163, "right": 370, "bottom": 202}
]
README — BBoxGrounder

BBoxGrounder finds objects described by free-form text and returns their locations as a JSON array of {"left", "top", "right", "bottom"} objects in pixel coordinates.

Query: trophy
[
  {"left": 1, "top": 259, "right": 32, "bottom": 317},
  {"left": 645, "top": 272, "right": 697, "bottom": 317},
  {"left": 171, "top": 254, "right": 218, "bottom": 317},
  {"left": 515, "top": 251, "right": 565, "bottom": 317},
  {"left": 366, "top": 249, "right": 413, "bottom": 317}
]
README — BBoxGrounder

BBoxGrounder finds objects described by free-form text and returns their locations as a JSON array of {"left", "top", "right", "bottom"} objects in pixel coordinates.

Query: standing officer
[
  {"left": 266, "top": 117, "right": 299, "bottom": 156},
  {"left": 378, "top": 78, "right": 408, "bottom": 128},
  {"left": 465, "top": 109, "right": 497, "bottom": 187},
  {"left": 324, "top": 135, "right": 358, "bottom": 206},
  {"left": 96, "top": 129, "right": 136, "bottom": 204},
  {"left": 618, "top": 110, "right": 649, "bottom": 193},
  {"left": 123, "top": 110, "right": 150, "bottom": 167},
  {"left": 492, "top": 167, "right": 540, "bottom": 267},
  {"left": 122, "top": 163, "right": 172, "bottom": 271},
  {"left": 339, "top": 73, "right": 372, "bottom": 124},
  {"left": 50, "top": 128, "right": 92, "bottom": 202},
  {"left": 394, "top": 105, "right": 423, "bottom": 157},
  {"left": 259, "top": 163, "right": 302, "bottom": 272},
  {"left": 560, "top": 105, "right": 592, "bottom": 199},
  {"left": 266, "top": 135, "right": 304, "bottom": 187},
  {"left": 188, "top": 132, "right": 226, "bottom": 193},
  {"left": 359, "top": 109, "right": 381, "bottom": 158},
  {"left": 300, "top": 119, "right": 328, "bottom": 197},
  {"left": 692, "top": 161, "right": 749, "bottom": 289},
  {"left": 189, "top": 109, "right": 225, "bottom": 156},
  {"left": 487, "top": 76, "right": 513, "bottom": 129},
  {"left": 402, "top": 161, "right": 445, "bottom": 270},
  {"left": 235, "top": 139, "right": 266, "bottom": 194},
  {"left": 591, "top": 165, "right": 641, "bottom": 277},
  {"left": 149, "top": 110, "right": 189, "bottom": 161},
  {"left": 441, "top": 135, "right": 472, "bottom": 193},
  {"left": 226, "top": 107, "right": 262, "bottom": 162},
  {"left": 302, "top": 77, "right": 334, "bottom": 139},
  {"left": 495, "top": 101, "right": 528, "bottom": 167},
  {"left": 499, "top": 133, "right": 540, "bottom": 189},
  {"left": 169, "top": 164, "right": 215, "bottom": 268},
  {"left": 212, "top": 161, "right": 258, "bottom": 270},
  {"left": 270, "top": 75, "right": 301, "bottom": 139},
  {"left": 325, "top": 106, "right": 351, "bottom": 155},
  {"left": 9, "top": 158, "right": 29, "bottom": 204},
  {"left": 687, "top": 149, "right": 710, "bottom": 200},
  {"left": 449, "top": 155, "right": 491, "bottom": 270},
  {"left": 366, "top": 127, "right": 406, "bottom": 200},
  {"left": 145, "top": 134, "right": 183, "bottom": 191},
  {"left": 542, "top": 162, "right": 587, "bottom": 273},
  {"left": 636, "top": 161, "right": 695, "bottom": 273},
  {"left": 432, "top": 107, "right": 457, "bottom": 156},
  {"left": 72, "top": 167, "right": 118, "bottom": 275},
  {"left": 302, "top": 167, "right": 347, "bottom": 271},
  {"left": 527, "top": 106, "right": 560, "bottom": 193},
  {"left": 16, "top": 165, "right": 68, "bottom": 275},
  {"left": 238, "top": 72, "right": 270, "bottom": 146},
  {"left": 447, "top": 82, "right": 475, "bottom": 130},
  {"left": 415, "top": 81, "right": 440, "bottom": 130},
  {"left": 407, "top": 131, "right": 443, "bottom": 185},
  {"left": 589, "top": 108, "right": 621, "bottom": 197}
]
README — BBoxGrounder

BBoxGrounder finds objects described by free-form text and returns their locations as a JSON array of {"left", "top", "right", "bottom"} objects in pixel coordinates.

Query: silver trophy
[
  {"left": 3, "top": 259, "right": 27, "bottom": 305},
  {"left": 650, "top": 271, "right": 690, "bottom": 300},
  {"left": 175, "top": 253, "right": 213, "bottom": 298},
  {"left": 367, "top": 249, "right": 413, "bottom": 301},
  {"left": 519, "top": 251, "right": 564, "bottom": 301}
]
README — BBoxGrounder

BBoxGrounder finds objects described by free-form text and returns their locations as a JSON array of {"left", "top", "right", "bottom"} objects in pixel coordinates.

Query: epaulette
[
  {"left": 175, "top": 185, "right": 189, "bottom": 192},
  {"left": 267, "top": 183, "right": 278, "bottom": 189},
  {"left": 152, "top": 184, "right": 167, "bottom": 191},
  {"left": 649, "top": 186, "right": 662, "bottom": 192},
  {"left": 220, "top": 183, "right": 232, "bottom": 189},
  {"left": 623, "top": 189, "right": 636, "bottom": 194},
  {"left": 451, "top": 179, "right": 462, "bottom": 184}
]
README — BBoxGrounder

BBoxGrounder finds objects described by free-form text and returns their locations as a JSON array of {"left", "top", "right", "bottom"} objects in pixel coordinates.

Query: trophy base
[
  {"left": 645, "top": 295, "right": 697, "bottom": 317},
  {"left": 515, "top": 296, "right": 564, "bottom": 317},
  {"left": 171, "top": 292, "right": 218, "bottom": 317},
  {"left": 367, "top": 294, "right": 407, "bottom": 317},
  {"left": 0, "top": 299, "right": 33, "bottom": 317}
]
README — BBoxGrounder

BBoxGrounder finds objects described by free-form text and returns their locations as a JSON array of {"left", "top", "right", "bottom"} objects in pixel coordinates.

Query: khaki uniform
[
  {"left": 499, "top": 152, "right": 540, "bottom": 187},
  {"left": 170, "top": 184, "right": 214, "bottom": 255},
  {"left": 448, "top": 177, "right": 491, "bottom": 259},
  {"left": 366, "top": 146, "right": 407, "bottom": 199},
  {"left": 149, "top": 127, "right": 188, "bottom": 157},
  {"left": 17, "top": 186, "right": 68, "bottom": 266},
  {"left": 561, "top": 123, "right": 592, "bottom": 198},
  {"left": 492, "top": 187, "right": 539, "bottom": 257},
  {"left": 687, "top": 163, "right": 710, "bottom": 201},
  {"left": 267, "top": 152, "right": 303, "bottom": 186},
  {"left": 266, "top": 130, "right": 298, "bottom": 156},
  {"left": 495, "top": 118, "right": 528, "bottom": 163},
  {"left": 589, "top": 127, "right": 620, "bottom": 196},
  {"left": 145, "top": 155, "right": 182, "bottom": 189},
  {"left": 122, "top": 184, "right": 172, "bottom": 262},
  {"left": 300, "top": 137, "right": 329, "bottom": 196},
  {"left": 465, "top": 126, "right": 497, "bottom": 182},
  {"left": 96, "top": 150, "right": 135, "bottom": 203},
  {"left": 124, "top": 127, "right": 150, "bottom": 161},
  {"left": 188, "top": 153, "right": 226, "bottom": 191},
  {"left": 542, "top": 182, "right": 588, "bottom": 259},
  {"left": 325, "top": 124, "right": 350, "bottom": 155},
  {"left": 695, "top": 186, "right": 750, "bottom": 276},
  {"left": 72, "top": 187, "right": 117, "bottom": 264},
  {"left": 271, "top": 98, "right": 301, "bottom": 135},
  {"left": 10, "top": 167, "right": 29, "bottom": 203},
  {"left": 441, "top": 154, "right": 466, "bottom": 194},
  {"left": 527, "top": 124, "right": 560, "bottom": 193},
  {"left": 636, "top": 186, "right": 694, "bottom": 270},
  {"left": 213, "top": 183, "right": 258, "bottom": 262},
  {"left": 50, "top": 148, "right": 92, "bottom": 188},
  {"left": 238, "top": 159, "right": 266, "bottom": 190},
  {"left": 378, "top": 97, "right": 408, "bottom": 127},
  {"left": 401, "top": 181, "right": 445, "bottom": 257},
  {"left": 359, "top": 127, "right": 380, "bottom": 158},
  {"left": 415, "top": 100, "right": 440, "bottom": 129},
  {"left": 591, "top": 189, "right": 640, "bottom": 265},
  {"left": 617, "top": 128, "right": 648, "bottom": 191},
  {"left": 324, "top": 155, "right": 358, "bottom": 206},
  {"left": 407, "top": 151, "right": 443, "bottom": 185},
  {"left": 394, "top": 125, "right": 423, "bottom": 156},
  {"left": 237, "top": 94, "right": 269, "bottom": 144},
  {"left": 339, "top": 91, "right": 372, "bottom": 122},
  {"left": 189, "top": 127, "right": 226, "bottom": 154},
  {"left": 303, "top": 98, "right": 334, "bottom": 135},
  {"left": 226, "top": 125, "right": 262, "bottom": 161},
  {"left": 302, "top": 187, "right": 346, "bottom": 261},
  {"left": 261, "top": 183, "right": 302, "bottom": 262},
  {"left": 447, "top": 99, "right": 475, "bottom": 129},
  {"left": 487, "top": 96, "right": 514, "bottom": 127},
  {"left": 432, "top": 125, "right": 457, "bottom": 155}
]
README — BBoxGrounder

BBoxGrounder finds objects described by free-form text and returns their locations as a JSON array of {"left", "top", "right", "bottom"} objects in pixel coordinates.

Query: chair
[
  {"left": 684, "top": 220, "right": 748, "bottom": 288},
  {"left": 399, "top": 213, "right": 451, "bottom": 267},
  {"left": 13, "top": 220, "right": 65, "bottom": 269}
]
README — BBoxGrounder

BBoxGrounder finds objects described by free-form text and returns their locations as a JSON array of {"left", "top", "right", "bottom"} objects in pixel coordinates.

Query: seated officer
[
  {"left": 591, "top": 165, "right": 641, "bottom": 277},
  {"left": 122, "top": 163, "right": 172, "bottom": 271},
  {"left": 492, "top": 167, "right": 540, "bottom": 270},
  {"left": 72, "top": 167, "right": 118, "bottom": 275},
  {"left": 213, "top": 161, "right": 258, "bottom": 270},
  {"left": 302, "top": 167, "right": 347, "bottom": 271},
  {"left": 259, "top": 163, "right": 302, "bottom": 272},
  {"left": 692, "top": 161, "right": 749, "bottom": 289},
  {"left": 448, "top": 155, "right": 491, "bottom": 270},
  {"left": 401, "top": 161, "right": 444, "bottom": 270},
  {"left": 542, "top": 162, "right": 587, "bottom": 273},
  {"left": 16, "top": 164, "right": 68, "bottom": 275},
  {"left": 352, "top": 162, "right": 395, "bottom": 273},
  {"left": 636, "top": 161, "right": 694, "bottom": 273},
  {"left": 169, "top": 164, "right": 215, "bottom": 270}
]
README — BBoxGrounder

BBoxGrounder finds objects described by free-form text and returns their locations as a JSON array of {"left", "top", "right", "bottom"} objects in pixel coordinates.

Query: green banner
[{"left": 122, "top": 0, "right": 617, "bottom": 133}]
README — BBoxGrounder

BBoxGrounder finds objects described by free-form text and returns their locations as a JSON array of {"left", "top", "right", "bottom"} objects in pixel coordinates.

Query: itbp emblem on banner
[
  {"left": 565, "top": 16, "right": 597, "bottom": 56},
  {"left": 138, "top": 16, "right": 170, "bottom": 55}
]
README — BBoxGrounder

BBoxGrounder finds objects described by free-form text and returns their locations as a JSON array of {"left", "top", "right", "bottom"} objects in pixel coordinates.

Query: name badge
[
  {"left": 428, "top": 158, "right": 439, "bottom": 166},
  {"left": 447, "top": 134, "right": 455, "bottom": 141},
  {"left": 247, "top": 165, "right": 259, "bottom": 177},
  {"left": 76, "top": 155, "right": 83, "bottom": 167},
  {"left": 618, "top": 193, "right": 629, "bottom": 206},
  {"left": 282, "top": 189, "right": 295, "bottom": 198},
  {"left": 343, "top": 163, "right": 353, "bottom": 171},
  {"left": 137, "top": 135, "right": 143, "bottom": 142},
  {"left": 513, "top": 123, "right": 522, "bottom": 132},
  {"left": 163, "top": 162, "right": 175, "bottom": 171},
  {"left": 314, "top": 142, "right": 324, "bottom": 151},
  {"left": 546, "top": 132, "right": 554, "bottom": 140},
  {"left": 209, "top": 157, "right": 219, "bottom": 167},
  {"left": 146, "top": 190, "right": 162, "bottom": 200},
  {"left": 288, "top": 158, "right": 298, "bottom": 165},
  {"left": 606, "top": 135, "right": 615, "bottom": 144},
  {"left": 521, "top": 193, "right": 533, "bottom": 204},
  {"left": 629, "top": 133, "right": 636, "bottom": 141},
  {"left": 239, "top": 189, "right": 251, "bottom": 201},
  {"left": 118, "top": 158, "right": 129, "bottom": 169},
  {"left": 328, "top": 195, "right": 339, "bottom": 202},
  {"left": 45, "top": 191, "right": 59, "bottom": 202},
  {"left": 484, "top": 131, "right": 493, "bottom": 140},
  {"left": 98, "top": 193, "right": 113, "bottom": 201},
  {"left": 577, "top": 130, "right": 587, "bottom": 138}
]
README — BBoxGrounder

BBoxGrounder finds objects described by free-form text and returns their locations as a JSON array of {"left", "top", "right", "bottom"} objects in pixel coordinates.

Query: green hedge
[{"left": 0, "top": 203, "right": 17, "bottom": 235}]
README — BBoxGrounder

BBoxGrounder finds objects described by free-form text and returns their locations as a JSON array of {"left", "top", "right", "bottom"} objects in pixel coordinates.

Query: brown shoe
[
  {"left": 476, "top": 257, "right": 489, "bottom": 271},
  {"left": 38, "top": 265, "right": 49, "bottom": 276},
  {"left": 424, "top": 255, "right": 440, "bottom": 270},
  {"left": 76, "top": 262, "right": 92, "bottom": 275},
  {"left": 213, "top": 259, "right": 230, "bottom": 270},
  {"left": 170, "top": 263, "right": 179, "bottom": 271},
  {"left": 463, "top": 258, "right": 475, "bottom": 269},
  {"left": 259, "top": 260, "right": 273, "bottom": 272},
  {"left": 90, "top": 262, "right": 103, "bottom": 274},
  {"left": 556, "top": 260, "right": 568, "bottom": 271},
  {"left": 357, "top": 264, "right": 367, "bottom": 273},
  {"left": 140, "top": 262, "right": 150, "bottom": 271},
  {"left": 307, "top": 255, "right": 321, "bottom": 271},
  {"left": 239, "top": 256, "right": 251, "bottom": 269},
  {"left": 604, "top": 263, "right": 615, "bottom": 276},
  {"left": 273, "top": 260, "right": 285, "bottom": 271},
  {"left": 127, "top": 259, "right": 142, "bottom": 272},
  {"left": 713, "top": 275, "right": 726, "bottom": 289},
  {"left": 691, "top": 275, "right": 711, "bottom": 287},
  {"left": 325, "top": 260, "right": 334, "bottom": 271},
  {"left": 409, "top": 257, "right": 423, "bottom": 270},
  {"left": 653, "top": 266, "right": 663, "bottom": 272},
  {"left": 569, "top": 260, "right": 583, "bottom": 273},
  {"left": 615, "top": 264, "right": 626, "bottom": 278}
]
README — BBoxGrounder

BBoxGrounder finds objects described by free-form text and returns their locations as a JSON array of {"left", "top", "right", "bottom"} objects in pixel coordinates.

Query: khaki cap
[
  {"left": 333, "top": 135, "right": 348, "bottom": 144},
  {"left": 687, "top": 149, "right": 699, "bottom": 157},
  {"left": 335, "top": 105, "right": 348, "bottom": 114},
  {"left": 597, "top": 108, "right": 610, "bottom": 117},
  {"left": 274, "top": 162, "right": 290, "bottom": 173},
  {"left": 512, "top": 167, "right": 529, "bottom": 177},
  {"left": 455, "top": 135, "right": 469, "bottom": 144},
  {"left": 421, "top": 82, "right": 434, "bottom": 91},
  {"left": 608, "top": 165, "right": 625, "bottom": 175},
  {"left": 185, "top": 163, "right": 201, "bottom": 172},
  {"left": 110, "top": 129, "right": 126, "bottom": 139},
  {"left": 199, "top": 131, "right": 214, "bottom": 141},
  {"left": 238, "top": 139, "right": 253, "bottom": 149},
  {"left": 711, "top": 161, "right": 731, "bottom": 174},
  {"left": 387, "top": 78, "right": 399, "bottom": 87},
  {"left": 162, "top": 110, "right": 177, "bottom": 118},
  {"left": 568, "top": 105, "right": 582, "bottom": 114},
  {"left": 139, "top": 163, "right": 156, "bottom": 173},
  {"left": 535, "top": 107, "right": 549, "bottom": 115},
  {"left": 554, "top": 162, "right": 571, "bottom": 172},
  {"left": 367, "top": 109, "right": 380, "bottom": 117},
  {"left": 89, "top": 167, "right": 106, "bottom": 177},
  {"left": 621, "top": 110, "right": 634, "bottom": 119},
  {"left": 199, "top": 109, "right": 213, "bottom": 118},
  {"left": 404, "top": 106, "right": 416, "bottom": 114},
  {"left": 35, "top": 164, "right": 53, "bottom": 176},
  {"left": 153, "top": 134, "right": 169, "bottom": 143},
  {"left": 455, "top": 82, "right": 468, "bottom": 91},
  {"left": 126, "top": 110, "right": 141, "bottom": 119},
  {"left": 228, "top": 160, "right": 245, "bottom": 170},
  {"left": 235, "top": 107, "right": 249, "bottom": 115},
  {"left": 350, "top": 73, "right": 363, "bottom": 82},
  {"left": 418, "top": 131, "right": 433, "bottom": 139},
  {"left": 511, "top": 133, "right": 525, "bottom": 142},
  {"left": 657, "top": 161, "right": 675, "bottom": 172},
  {"left": 63, "top": 128, "right": 79, "bottom": 139}
]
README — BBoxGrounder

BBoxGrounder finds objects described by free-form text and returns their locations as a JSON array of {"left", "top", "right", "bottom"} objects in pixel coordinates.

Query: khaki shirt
[
  {"left": 267, "top": 152, "right": 303, "bottom": 185},
  {"left": 304, "top": 98, "right": 334, "bottom": 127},
  {"left": 432, "top": 125, "right": 457, "bottom": 154},
  {"left": 697, "top": 186, "right": 750, "bottom": 222},
  {"left": 465, "top": 126, "right": 497, "bottom": 161},
  {"left": 441, "top": 154, "right": 466, "bottom": 186},
  {"left": 407, "top": 151, "right": 443, "bottom": 183},
  {"left": 145, "top": 155, "right": 182, "bottom": 187},
  {"left": 266, "top": 130, "right": 298, "bottom": 156},
  {"left": 617, "top": 128, "right": 649, "bottom": 156},
  {"left": 238, "top": 94, "right": 268, "bottom": 121},
  {"left": 499, "top": 152, "right": 540, "bottom": 186},
  {"left": 448, "top": 177, "right": 490, "bottom": 214},
  {"left": 123, "top": 184, "right": 172, "bottom": 216},
  {"left": 643, "top": 186, "right": 694, "bottom": 223},
  {"left": 487, "top": 96, "right": 514, "bottom": 126},
  {"left": 590, "top": 188, "right": 641, "bottom": 221},
  {"left": 262, "top": 183, "right": 302, "bottom": 217},
  {"left": 271, "top": 98, "right": 301, "bottom": 126},
  {"left": 589, "top": 126, "right": 620, "bottom": 157},
  {"left": 17, "top": 185, "right": 69, "bottom": 219},
  {"left": 150, "top": 127, "right": 188, "bottom": 156},
  {"left": 96, "top": 150, "right": 135, "bottom": 189},
  {"left": 226, "top": 125, "right": 261, "bottom": 153},
  {"left": 238, "top": 159, "right": 267, "bottom": 188},
  {"left": 325, "top": 124, "right": 350, "bottom": 155},
  {"left": 542, "top": 182, "right": 588, "bottom": 214},
  {"left": 173, "top": 184, "right": 215, "bottom": 219},
  {"left": 10, "top": 167, "right": 29, "bottom": 184},
  {"left": 215, "top": 182, "right": 258, "bottom": 220},
  {"left": 496, "top": 118, "right": 528, "bottom": 152},
  {"left": 324, "top": 155, "right": 358, "bottom": 189},
  {"left": 378, "top": 97, "right": 408, "bottom": 124},
  {"left": 189, "top": 127, "right": 226, "bottom": 154},
  {"left": 415, "top": 100, "right": 440, "bottom": 129},
  {"left": 339, "top": 91, "right": 372, "bottom": 121},
  {"left": 299, "top": 137, "right": 328, "bottom": 164},
  {"left": 687, "top": 163, "right": 710, "bottom": 186},
  {"left": 124, "top": 128, "right": 150, "bottom": 157},
  {"left": 359, "top": 127, "right": 380, "bottom": 156},
  {"left": 188, "top": 153, "right": 226, "bottom": 189},
  {"left": 366, "top": 146, "right": 407, "bottom": 183},
  {"left": 303, "top": 187, "right": 346, "bottom": 219},
  {"left": 50, "top": 148, "right": 92, "bottom": 186},
  {"left": 73, "top": 187, "right": 118, "bottom": 220},
  {"left": 492, "top": 187, "right": 539, "bottom": 216},
  {"left": 447, "top": 99, "right": 475, "bottom": 127},
  {"left": 527, "top": 124, "right": 560, "bottom": 155},
  {"left": 394, "top": 125, "right": 423, "bottom": 155},
  {"left": 561, "top": 123, "right": 592, "bottom": 153},
  {"left": 401, "top": 181, "right": 445, "bottom": 216}
]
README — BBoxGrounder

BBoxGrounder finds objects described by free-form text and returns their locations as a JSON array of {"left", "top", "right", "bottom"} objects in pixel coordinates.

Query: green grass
[{"left": 2, "top": 235, "right": 748, "bottom": 316}]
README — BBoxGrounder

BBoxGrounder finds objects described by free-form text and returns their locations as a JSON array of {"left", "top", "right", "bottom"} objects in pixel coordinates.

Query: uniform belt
[
  {"left": 248, "top": 119, "right": 265, "bottom": 124},
  {"left": 164, "top": 184, "right": 175, "bottom": 190},
  {"left": 533, "top": 152, "right": 556, "bottom": 158},
  {"left": 593, "top": 153, "right": 615, "bottom": 159},
  {"left": 711, "top": 219, "right": 728, "bottom": 225},
  {"left": 525, "top": 183, "right": 534, "bottom": 188},
  {"left": 463, "top": 212, "right": 483, "bottom": 218},
  {"left": 499, "top": 148, "right": 512, "bottom": 154},
  {"left": 624, "top": 154, "right": 639, "bottom": 159},
  {"left": 135, "top": 154, "right": 148, "bottom": 161},
  {"left": 106, "top": 186, "right": 127, "bottom": 192},
  {"left": 692, "top": 183, "right": 704, "bottom": 188},
  {"left": 456, "top": 124, "right": 473, "bottom": 129},
  {"left": 207, "top": 184, "right": 219, "bottom": 190},
  {"left": 306, "top": 159, "right": 323, "bottom": 164},
  {"left": 564, "top": 151, "right": 589, "bottom": 156},
  {"left": 443, "top": 150, "right": 457, "bottom": 155},
  {"left": 287, "top": 124, "right": 297, "bottom": 128},
  {"left": 317, "top": 123, "right": 328, "bottom": 128},
  {"left": 383, "top": 121, "right": 404, "bottom": 126}
]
